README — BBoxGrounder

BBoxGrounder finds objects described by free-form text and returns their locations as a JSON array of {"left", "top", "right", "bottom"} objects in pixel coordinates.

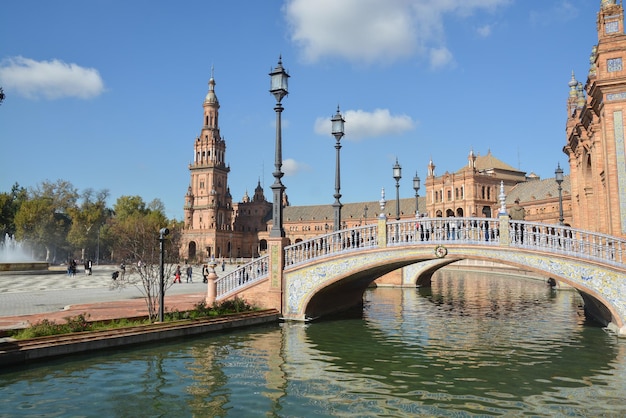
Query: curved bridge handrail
[
  {"left": 509, "top": 220, "right": 626, "bottom": 266},
  {"left": 387, "top": 217, "right": 501, "bottom": 245},
  {"left": 284, "top": 224, "right": 378, "bottom": 268},
  {"left": 215, "top": 255, "right": 269, "bottom": 298},
  {"left": 223, "top": 219, "right": 626, "bottom": 301}
]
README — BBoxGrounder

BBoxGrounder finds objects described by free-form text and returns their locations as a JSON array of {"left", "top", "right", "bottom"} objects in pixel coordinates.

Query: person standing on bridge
[{"left": 509, "top": 199, "right": 525, "bottom": 243}]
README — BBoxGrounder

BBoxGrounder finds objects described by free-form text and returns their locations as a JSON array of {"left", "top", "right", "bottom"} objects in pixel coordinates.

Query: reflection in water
[
  {"left": 303, "top": 271, "right": 622, "bottom": 415},
  {"left": 1, "top": 270, "right": 625, "bottom": 416}
]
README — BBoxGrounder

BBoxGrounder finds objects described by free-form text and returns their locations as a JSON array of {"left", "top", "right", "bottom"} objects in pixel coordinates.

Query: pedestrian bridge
[{"left": 212, "top": 216, "right": 626, "bottom": 336}]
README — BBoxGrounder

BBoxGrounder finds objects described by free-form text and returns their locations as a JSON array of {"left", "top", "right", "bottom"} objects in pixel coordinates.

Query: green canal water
[{"left": 1, "top": 270, "right": 625, "bottom": 417}]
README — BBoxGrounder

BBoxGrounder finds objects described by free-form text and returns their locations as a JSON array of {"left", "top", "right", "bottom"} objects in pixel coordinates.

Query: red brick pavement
[{"left": 0, "top": 293, "right": 207, "bottom": 331}]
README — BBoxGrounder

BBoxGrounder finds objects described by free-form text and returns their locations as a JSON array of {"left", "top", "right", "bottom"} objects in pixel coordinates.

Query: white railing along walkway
[
  {"left": 284, "top": 224, "right": 378, "bottom": 268},
  {"left": 509, "top": 220, "right": 626, "bottom": 266},
  {"left": 215, "top": 255, "right": 269, "bottom": 298},
  {"left": 216, "top": 218, "right": 626, "bottom": 298},
  {"left": 387, "top": 217, "right": 501, "bottom": 245}
]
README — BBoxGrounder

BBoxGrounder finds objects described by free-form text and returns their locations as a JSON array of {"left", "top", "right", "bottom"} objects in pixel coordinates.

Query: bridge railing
[
  {"left": 387, "top": 217, "right": 501, "bottom": 245},
  {"left": 509, "top": 220, "right": 626, "bottom": 265},
  {"left": 215, "top": 255, "right": 269, "bottom": 298},
  {"left": 284, "top": 224, "right": 378, "bottom": 268}
]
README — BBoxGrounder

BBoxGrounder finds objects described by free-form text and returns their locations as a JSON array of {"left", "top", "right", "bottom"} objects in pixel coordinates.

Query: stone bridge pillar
[
  {"left": 499, "top": 214, "right": 510, "bottom": 246},
  {"left": 377, "top": 215, "right": 388, "bottom": 248},
  {"left": 268, "top": 236, "right": 288, "bottom": 314}
]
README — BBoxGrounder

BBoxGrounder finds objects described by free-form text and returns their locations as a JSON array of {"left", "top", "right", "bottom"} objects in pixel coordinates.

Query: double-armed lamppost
[
  {"left": 331, "top": 106, "right": 345, "bottom": 231},
  {"left": 269, "top": 56, "right": 290, "bottom": 238},
  {"left": 555, "top": 163, "right": 565, "bottom": 225},
  {"left": 393, "top": 159, "right": 402, "bottom": 220},
  {"left": 413, "top": 172, "right": 420, "bottom": 217}
]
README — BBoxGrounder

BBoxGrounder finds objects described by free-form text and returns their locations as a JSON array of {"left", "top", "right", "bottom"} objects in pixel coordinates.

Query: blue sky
[{"left": 0, "top": 0, "right": 601, "bottom": 220}]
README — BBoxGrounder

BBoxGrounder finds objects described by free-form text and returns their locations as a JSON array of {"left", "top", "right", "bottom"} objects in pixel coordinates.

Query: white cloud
[
  {"left": 0, "top": 56, "right": 105, "bottom": 100},
  {"left": 282, "top": 158, "right": 309, "bottom": 176},
  {"left": 429, "top": 47, "right": 455, "bottom": 70},
  {"left": 285, "top": 0, "right": 415, "bottom": 65},
  {"left": 314, "top": 108, "right": 415, "bottom": 141},
  {"left": 284, "top": 0, "right": 510, "bottom": 68},
  {"left": 476, "top": 24, "right": 493, "bottom": 37}
]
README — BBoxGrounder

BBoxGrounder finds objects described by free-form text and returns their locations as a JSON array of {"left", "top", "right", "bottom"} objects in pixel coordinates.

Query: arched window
[{"left": 188, "top": 241, "right": 197, "bottom": 260}]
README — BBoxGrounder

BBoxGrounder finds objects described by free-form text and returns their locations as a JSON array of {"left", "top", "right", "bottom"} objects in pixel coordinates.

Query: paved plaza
[{"left": 0, "top": 263, "right": 240, "bottom": 330}]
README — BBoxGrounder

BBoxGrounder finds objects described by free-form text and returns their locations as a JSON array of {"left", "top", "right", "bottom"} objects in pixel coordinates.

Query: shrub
[
  {"left": 213, "top": 297, "right": 253, "bottom": 314},
  {"left": 64, "top": 314, "right": 92, "bottom": 333},
  {"left": 10, "top": 298, "right": 256, "bottom": 339}
]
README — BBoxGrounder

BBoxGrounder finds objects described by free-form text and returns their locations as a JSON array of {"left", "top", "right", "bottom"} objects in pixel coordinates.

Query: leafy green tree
[
  {"left": 0, "top": 183, "right": 27, "bottom": 237},
  {"left": 14, "top": 197, "right": 70, "bottom": 262},
  {"left": 67, "top": 189, "right": 110, "bottom": 261},
  {"left": 20, "top": 180, "right": 80, "bottom": 262},
  {"left": 113, "top": 195, "right": 147, "bottom": 220}
]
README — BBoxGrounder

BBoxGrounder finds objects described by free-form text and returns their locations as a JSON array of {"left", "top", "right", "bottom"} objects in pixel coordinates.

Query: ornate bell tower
[
  {"left": 182, "top": 70, "right": 234, "bottom": 260},
  {"left": 564, "top": 0, "right": 626, "bottom": 235}
]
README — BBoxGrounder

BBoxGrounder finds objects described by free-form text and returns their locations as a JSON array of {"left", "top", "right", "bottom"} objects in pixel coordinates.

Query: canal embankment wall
[{"left": 0, "top": 309, "right": 279, "bottom": 367}]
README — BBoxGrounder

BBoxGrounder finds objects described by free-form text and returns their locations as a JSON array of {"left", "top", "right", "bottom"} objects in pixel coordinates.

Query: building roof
[
  {"left": 456, "top": 150, "right": 524, "bottom": 175},
  {"left": 506, "top": 175, "right": 570, "bottom": 204},
  {"left": 283, "top": 197, "right": 425, "bottom": 224}
]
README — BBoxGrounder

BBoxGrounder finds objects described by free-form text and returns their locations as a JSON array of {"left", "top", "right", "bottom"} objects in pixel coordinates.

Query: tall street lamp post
[
  {"left": 269, "top": 56, "right": 290, "bottom": 238},
  {"left": 331, "top": 106, "right": 345, "bottom": 231},
  {"left": 555, "top": 163, "right": 565, "bottom": 225},
  {"left": 393, "top": 159, "right": 402, "bottom": 221},
  {"left": 158, "top": 227, "right": 169, "bottom": 323},
  {"left": 413, "top": 172, "right": 420, "bottom": 217}
]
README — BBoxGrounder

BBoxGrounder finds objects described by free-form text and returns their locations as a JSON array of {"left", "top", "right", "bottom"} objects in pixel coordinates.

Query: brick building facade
[
  {"left": 564, "top": 0, "right": 626, "bottom": 237},
  {"left": 180, "top": 74, "right": 271, "bottom": 262}
]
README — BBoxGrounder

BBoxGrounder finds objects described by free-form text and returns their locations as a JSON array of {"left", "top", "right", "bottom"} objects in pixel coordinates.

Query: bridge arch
[{"left": 283, "top": 245, "right": 625, "bottom": 333}]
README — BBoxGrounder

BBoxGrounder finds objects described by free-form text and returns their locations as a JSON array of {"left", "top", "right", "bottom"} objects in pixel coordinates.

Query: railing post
[
  {"left": 268, "top": 236, "right": 288, "bottom": 314},
  {"left": 205, "top": 258, "right": 218, "bottom": 305},
  {"left": 378, "top": 215, "right": 387, "bottom": 248},
  {"left": 499, "top": 213, "right": 510, "bottom": 246}
]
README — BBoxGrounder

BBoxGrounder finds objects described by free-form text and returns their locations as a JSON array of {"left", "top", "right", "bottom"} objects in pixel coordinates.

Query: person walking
[
  {"left": 186, "top": 265, "right": 193, "bottom": 283},
  {"left": 202, "top": 264, "right": 209, "bottom": 283},
  {"left": 174, "top": 265, "right": 182, "bottom": 283}
]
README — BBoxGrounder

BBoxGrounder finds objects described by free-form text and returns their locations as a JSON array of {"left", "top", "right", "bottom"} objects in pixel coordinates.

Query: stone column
[
  {"left": 377, "top": 187, "right": 388, "bottom": 248},
  {"left": 267, "top": 236, "right": 287, "bottom": 314},
  {"left": 205, "top": 259, "right": 218, "bottom": 305},
  {"left": 499, "top": 214, "right": 510, "bottom": 246},
  {"left": 377, "top": 216, "right": 388, "bottom": 248}
]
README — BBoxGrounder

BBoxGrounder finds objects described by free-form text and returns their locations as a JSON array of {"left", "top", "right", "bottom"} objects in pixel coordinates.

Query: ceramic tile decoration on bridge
[{"left": 211, "top": 209, "right": 626, "bottom": 337}]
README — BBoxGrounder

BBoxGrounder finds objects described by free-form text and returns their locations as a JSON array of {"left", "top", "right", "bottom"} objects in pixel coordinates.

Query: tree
[
  {"left": 67, "top": 189, "right": 110, "bottom": 261},
  {"left": 16, "top": 180, "right": 80, "bottom": 262},
  {"left": 109, "top": 195, "right": 180, "bottom": 321},
  {"left": 32, "top": 179, "right": 78, "bottom": 214},
  {"left": 0, "top": 183, "right": 27, "bottom": 237},
  {"left": 14, "top": 197, "right": 70, "bottom": 262}
]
